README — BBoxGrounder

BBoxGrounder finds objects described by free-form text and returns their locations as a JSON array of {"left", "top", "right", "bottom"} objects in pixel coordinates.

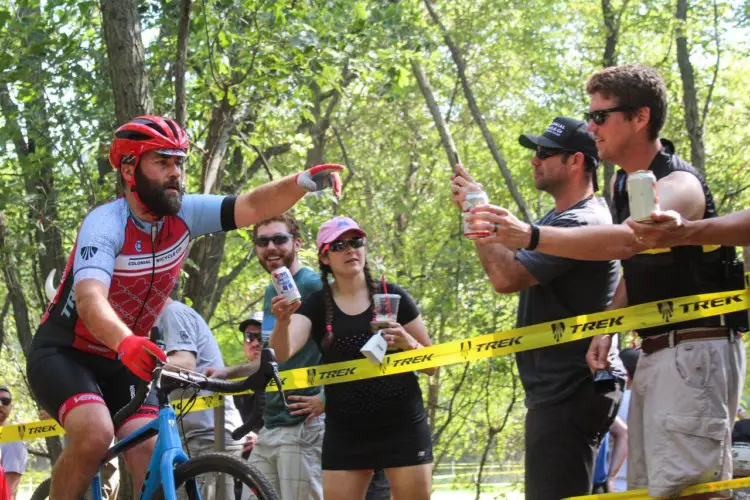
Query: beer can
[
  {"left": 627, "top": 170, "right": 659, "bottom": 222},
  {"left": 271, "top": 266, "right": 301, "bottom": 303},
  {"left": 463, "top": 191, "right": 490, "bottom": 237}
]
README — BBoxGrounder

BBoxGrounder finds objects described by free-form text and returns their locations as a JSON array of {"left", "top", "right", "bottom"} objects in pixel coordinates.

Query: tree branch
[
  {"left": 701, "top": 0, "right": 721, "bottom": 130},
  {"left": 422, "top": 0, "right": 531, "bottom": 221},
  {"left": 175, "top": 0, "right": 193, "bottom": 128}
]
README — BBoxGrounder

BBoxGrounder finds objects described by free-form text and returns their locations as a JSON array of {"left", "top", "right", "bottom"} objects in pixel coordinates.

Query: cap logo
[
  {"left": 336, "top": 220, "right": 350, "bottom": 227},
  {"left": 546, "top": 122, "right": 566, "bottom": 137}
]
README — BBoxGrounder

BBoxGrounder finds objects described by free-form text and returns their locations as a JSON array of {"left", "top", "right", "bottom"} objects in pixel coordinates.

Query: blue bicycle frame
[{"left": 90, "top": 403, "right": 192, "bottom": 499}]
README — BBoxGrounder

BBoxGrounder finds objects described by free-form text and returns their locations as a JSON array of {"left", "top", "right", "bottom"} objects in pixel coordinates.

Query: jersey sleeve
[
  {"left": 72, "top": 209, "right": 125, "bottom": 289},
  {"left": 179, "top": 194, "right": 237, "bottom": 238},
  {"left": 159, "top": 305, "right": 199, "bottom": 355},
  {"left": 1, "top": 442, "right": 28, "bottom": 474}
]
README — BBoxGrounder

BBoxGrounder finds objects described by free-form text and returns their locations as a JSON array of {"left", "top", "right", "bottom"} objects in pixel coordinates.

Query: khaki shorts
[{"left": 627, "top": 334, "right": 746, "bottom": 497}]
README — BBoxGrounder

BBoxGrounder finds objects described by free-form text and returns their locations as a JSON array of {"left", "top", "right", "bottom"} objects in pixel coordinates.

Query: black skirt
[{"left": 322, "top": 416, "right": 433, "bottom": 470}]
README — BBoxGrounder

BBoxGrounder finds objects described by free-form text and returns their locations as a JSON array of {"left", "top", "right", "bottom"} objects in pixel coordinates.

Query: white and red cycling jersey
[{"left": 39, "top": 195, "right": 237, "bottom": 358}]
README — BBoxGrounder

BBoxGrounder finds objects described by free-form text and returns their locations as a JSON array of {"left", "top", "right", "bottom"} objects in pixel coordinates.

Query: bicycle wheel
[
  {"left": 153, "top": 452, "right": 278, "bottom": 500},
  {"left": 30, "top": 478, "right": 51, "bottom": 500},
  {"left": 29, "top": 476, "right": 88, "bottom": 500}
]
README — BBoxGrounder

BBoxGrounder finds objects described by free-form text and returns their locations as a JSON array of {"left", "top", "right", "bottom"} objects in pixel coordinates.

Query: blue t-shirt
[
  {"left": 594, "top": 433, "right": 609, "bottom": 484},
  {"left": 261, "top": 266, "right": 323, "bottom": 428}
]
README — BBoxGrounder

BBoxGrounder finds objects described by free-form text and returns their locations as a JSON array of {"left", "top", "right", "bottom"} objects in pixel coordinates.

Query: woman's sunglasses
[
  {"left": 583, "top": 105, "right": 637, "bottom": 126},
  {"left": 328, "top": 237, "right": 366, "bottom": 252},
  {"left": 0, "top": 397, "right": 11, "bottom": 406},
  {"left": 255, "top": 233, "right": 293, "bottom": 248}
]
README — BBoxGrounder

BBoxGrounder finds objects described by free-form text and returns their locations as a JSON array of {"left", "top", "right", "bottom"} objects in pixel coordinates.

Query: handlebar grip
[
  {"left": 113, "top": 382, "right": 150, "bottom": 429},
  {"left": 231, "top": 418, "right": 255, "bottom": 441}
]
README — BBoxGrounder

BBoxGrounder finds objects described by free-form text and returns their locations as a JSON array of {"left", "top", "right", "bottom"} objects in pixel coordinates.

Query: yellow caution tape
[
  {"left": 565, "top": 475, "right": 750, "bottom": 499},
  {"left": 3, "top": 285, "right": 750, "bottom": 444}
]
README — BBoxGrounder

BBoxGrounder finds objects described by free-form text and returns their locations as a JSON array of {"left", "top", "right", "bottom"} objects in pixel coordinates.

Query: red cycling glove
[
  {"left": 295, "top": 164, "right": 343, "bottom": 197},
  {"left": 117, "top": 335, "right": 167, "bottom": 381}
]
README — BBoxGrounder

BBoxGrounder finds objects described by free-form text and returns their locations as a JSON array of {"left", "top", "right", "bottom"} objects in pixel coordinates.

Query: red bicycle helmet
[{"left": 109, "top": 116, "right": 189, "bottom": 171}]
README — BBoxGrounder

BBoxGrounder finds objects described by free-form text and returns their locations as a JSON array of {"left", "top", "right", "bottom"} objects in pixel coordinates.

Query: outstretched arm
[
  {"left": 627, "top": 209, "right": 750, "bottom": 248},
  {"left": 234, "top": 164, "right": 343, "bottom": 228}
]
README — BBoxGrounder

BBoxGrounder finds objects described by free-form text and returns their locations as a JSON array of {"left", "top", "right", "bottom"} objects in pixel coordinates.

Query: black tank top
[{"left": 613, "top": 139, "right": 731, "bottom": 337}]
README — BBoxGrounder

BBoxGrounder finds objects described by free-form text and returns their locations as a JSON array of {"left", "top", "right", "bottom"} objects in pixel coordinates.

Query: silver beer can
[
  {"left": 627, "top": 170, "right": 659, "bottom": 222},
  {"left": 271, "top": 266, "right": 301, "bottom": 303},
  {"left": 463, "top": 191, "right": 490, "bottom": 237}
]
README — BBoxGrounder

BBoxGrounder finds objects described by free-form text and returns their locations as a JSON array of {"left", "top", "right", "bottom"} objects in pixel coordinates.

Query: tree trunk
[
  {"left": 100, "top": 0, "right": 153, "bottom": 125},
  {"left": 675, "top": 0, "right": 706, "bottom": 174},
  {"left": 422, "top": 0, "right": 531, "bottom": 222},
  {"left": 600, "top": 0, "right": 629, "bottom": 204},
  {"left": 412, "top": 59, "right": 460, "bottom": 168},
  {"left": 175, "top": 0, "right": 193, "bottom": 128},
  {"left": 0, "top": 213, "right": 34, "bottom": 354}
]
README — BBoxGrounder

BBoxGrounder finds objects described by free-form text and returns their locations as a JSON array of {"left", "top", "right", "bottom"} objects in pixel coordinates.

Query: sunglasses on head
[
  {"left": 255, "top": 233, "right": 293, "bottom": 248},
  {"left": 583, "top": 105, "right": 637, "bottom": 126},
  {"left": 328, "top": 237, "right": 366, "bottom": 252},
  {"left": 244, "top": 332, "right": 263, "bottom": 343},
  {"left": 0, "top": 397, "right": 11, "bottom": 406},
  {"left": 535, "top": 147, "right": 576, "bottom": 161}
]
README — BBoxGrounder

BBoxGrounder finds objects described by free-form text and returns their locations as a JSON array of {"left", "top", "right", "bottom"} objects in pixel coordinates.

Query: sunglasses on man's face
[
  {"left": 255, "top": 233, "right": 293, "bottom": 248},
  {"left": 535, "top": 147, "right": 572, "bottom": 161},
  {"left": 0, "top": 397, "right": 11, "bottom": 407},
  {"left": 244, "top": 332, "right": 263, "bottom": 344},
  {"left": 583, "top": 105, "right": 637, "bottom": 126},
  {"left": 328, "top": 237, "right": 366, "bottom": 252}
]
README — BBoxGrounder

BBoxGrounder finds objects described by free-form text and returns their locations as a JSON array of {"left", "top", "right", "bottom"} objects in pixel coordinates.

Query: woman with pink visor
[{"left": 270, "top": 216, "right": 435, "bottom": 500}]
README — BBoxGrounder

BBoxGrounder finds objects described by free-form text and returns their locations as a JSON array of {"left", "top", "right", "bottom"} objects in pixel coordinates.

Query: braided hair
[{"left": 319, "top": 260, "right": 378, "bottom": 350}]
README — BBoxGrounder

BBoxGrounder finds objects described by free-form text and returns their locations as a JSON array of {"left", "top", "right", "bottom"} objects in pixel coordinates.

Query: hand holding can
[{"left": 271, "top": 266, "right": 301, "bottom": 303}]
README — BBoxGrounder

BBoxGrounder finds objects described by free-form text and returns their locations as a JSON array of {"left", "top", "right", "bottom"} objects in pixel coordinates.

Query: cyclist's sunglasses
[
  {"left": 583, "top": 105, "right": 637, "bottom": 126},
  {"left": 535, "top": 147, "right": 575, "bottom": 161},
  {"left": 244, "top": 332, "right": 263, "bottom": 343},
  {"left": 328, "top": 237, "right": 366, "bottom": 252},
  {"left": 255, "top": 233, "right": 293, "bottom": 248},
  {"left": 0, "top": 397, "right": 11, "bottom": 406}
]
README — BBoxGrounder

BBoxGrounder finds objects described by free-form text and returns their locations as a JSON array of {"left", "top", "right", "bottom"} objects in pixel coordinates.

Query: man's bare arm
[
  {"left": 475, "top": 243, "right": 538, "bottom": 293},
  {"left": 629, "top": 209, "right": 750, "bottom": 248},
  {"left": 75, "top": 279, "right": 133, "bottom": 350},
  {"left": 167, "top": 350, "right": 197, "bottom": 372}
]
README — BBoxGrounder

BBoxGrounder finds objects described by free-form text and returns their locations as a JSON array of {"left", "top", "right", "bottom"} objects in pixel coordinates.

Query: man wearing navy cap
[{"left": 453, "top": 117, "right": 624, "bottom": 499}]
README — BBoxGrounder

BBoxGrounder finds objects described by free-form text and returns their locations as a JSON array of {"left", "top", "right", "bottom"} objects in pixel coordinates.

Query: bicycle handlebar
[{"left": 112, "top": 333, "right": 287, "bottom": 430}]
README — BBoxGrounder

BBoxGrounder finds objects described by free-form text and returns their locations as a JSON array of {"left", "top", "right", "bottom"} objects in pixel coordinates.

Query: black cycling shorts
[{"left": 27, "top": 323, "right": 157, "bottom": 430}]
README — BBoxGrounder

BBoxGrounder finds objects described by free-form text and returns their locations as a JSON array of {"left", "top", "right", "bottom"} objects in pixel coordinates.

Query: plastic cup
[{"left": 370, "top": 293, "right": 400, "bottom": 330}]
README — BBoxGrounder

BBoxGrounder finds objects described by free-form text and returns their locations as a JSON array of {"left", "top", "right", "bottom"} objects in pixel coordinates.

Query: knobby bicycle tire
[
  {"left": 153, "top": 452, "right": 278, "bottom": 500},
  {"left": 29, "top": 478, "right": 51, "bottom": 500},
  {"left": 29, "top": 478, "right": 86, "bottom": 500}
]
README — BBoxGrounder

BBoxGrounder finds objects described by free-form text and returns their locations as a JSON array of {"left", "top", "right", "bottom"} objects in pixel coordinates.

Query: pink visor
[{"left": 316, "top": 216, "right": 367, "bottom": 252}]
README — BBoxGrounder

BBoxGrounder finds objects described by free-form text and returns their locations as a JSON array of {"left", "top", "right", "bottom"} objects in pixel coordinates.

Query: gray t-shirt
[
  {"left": 0, "top": 441, "right": 27, "bottom": 474},
  {"left": 515, "top": 196, "right": 625, "bottom": 409},
  {"left": 157, "top": 301, "right": 244, "bottom": 444}
]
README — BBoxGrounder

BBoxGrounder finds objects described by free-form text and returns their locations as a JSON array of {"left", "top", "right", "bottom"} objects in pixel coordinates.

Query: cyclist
[{"left": 26, "top": 116, "right": 342, "bottom": 500}]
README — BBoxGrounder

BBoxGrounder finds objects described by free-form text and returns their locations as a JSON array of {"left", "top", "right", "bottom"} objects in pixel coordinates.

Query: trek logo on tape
[
  {"left": 27, "top": 424, "right": 57, "bottom": 436},
  {"left": 319, "top": 367, "right": 357, "bottom": 380},
  {"left": 393, "top": 354, "right": 434, "bottom": 366},
  {"left": 460, "top": 340, "right": 472, "bottom": 359},
  {"left": 569, "top": 316, "right": 624, "bottom": 334},
  {"left": 679, "top": 294, "right": 743, "bottom": 313},
  {"left": 551, "top": 322, "right": 565, "bottom": 342},
  {"left": 657, "top": 301, "right": 674, "bottom": 322},
  {"left": 473, "top": 337, "right": 522, "bottom": 351}
]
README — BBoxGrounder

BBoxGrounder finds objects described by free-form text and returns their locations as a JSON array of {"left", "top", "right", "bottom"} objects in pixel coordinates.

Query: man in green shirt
[{"left": 216, "top": 212, "right": 325, "bottom": 499}]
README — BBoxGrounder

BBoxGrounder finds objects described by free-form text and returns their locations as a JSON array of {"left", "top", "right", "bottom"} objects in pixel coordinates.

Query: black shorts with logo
[{"left": 27, "top": 323, "right": 157, "bottom": 429}]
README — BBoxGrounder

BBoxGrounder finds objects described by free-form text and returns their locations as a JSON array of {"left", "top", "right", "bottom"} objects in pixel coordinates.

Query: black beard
[{"left": 133, "top": 166, "right": 183, "bottom": 216}]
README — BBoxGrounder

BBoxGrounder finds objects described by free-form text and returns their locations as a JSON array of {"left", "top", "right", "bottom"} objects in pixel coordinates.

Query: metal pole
[{"left": 214, "top": 397, "right": 227, "bottom": 499}]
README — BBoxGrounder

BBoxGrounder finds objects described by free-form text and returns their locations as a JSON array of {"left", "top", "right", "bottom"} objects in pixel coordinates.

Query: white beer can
[
  {"left": 627, "top": 170, "right": 659, "bottom": 223},
  {"left": 271, "top": 266, "right": 301, "bottom": 303},
  {"left": 463, "top": 191, "right": 490, "bottom": 237}
]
